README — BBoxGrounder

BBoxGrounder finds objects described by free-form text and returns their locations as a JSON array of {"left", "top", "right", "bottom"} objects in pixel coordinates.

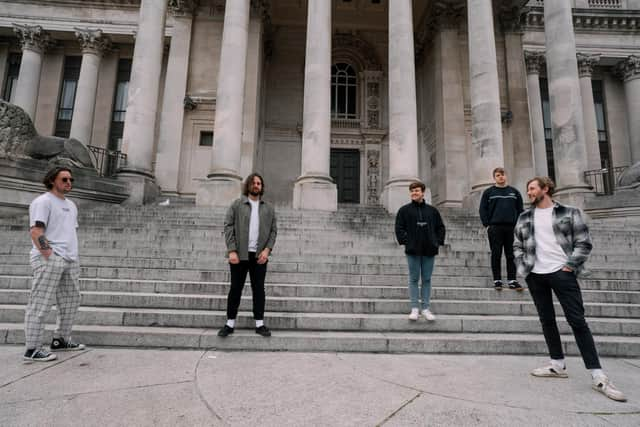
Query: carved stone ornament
[
  {"left": 332, "top": 33, "right": 382, "bottom": 71},
  {"left": 576, "top": 53, "right": 600, "bottom": 78},
  {"left": 74, "top": 28, "right": 112, "bottom": 56},
  {"left": 169, "top": 0, "right": 199, "bottom": 17},
  {"left": 366, "top": 150, "right": 380, "bottom": 204},
  {"left": 13, "top": 24, "right": 51, "bottom": 54},
  {"left": 615, "top": 55, "right": 640, "bottom": 82},
  {"left": 524, "top": 50, "right": 545, "bottom": 75}
]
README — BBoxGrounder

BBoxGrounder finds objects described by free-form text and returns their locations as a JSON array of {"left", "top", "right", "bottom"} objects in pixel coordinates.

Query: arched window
[{"left": 331, "top": 63, "right": 357, "bottom": 119}]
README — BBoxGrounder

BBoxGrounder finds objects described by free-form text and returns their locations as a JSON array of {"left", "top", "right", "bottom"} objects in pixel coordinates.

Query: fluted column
[
  {"left": 156, "top": 0, "right": 197, "bottom": 195},
  {"left": 292, "top": 0, "right": 337, "bottom": 211},
  {"left": 577, "top": 53, "right": 601, "bottom": 170},
  {"left": 381, "top": 0, "right": 420, "bottom": 214},
  {"left": 196, "top": 0, "right": 250, "bottom": 206},
  {"left": 543, "top": 1, "right": 591, "bottom": 199},
  {"left": 12, "top": 24, "right": 50, "bottom": 119},
  {"left": 466, "top": 0, "right": 504, "bottom": 203},
  {"left": 524, "top": 50, "right": 548, "bottom": 176},
  {"left": 617, "top": 55, "right": 640, "bottom": 165},
  {"left": 118, "top": 0, "right": 168, "bottom": 204},
  {"left": 70, "top": 28, "right": 111, "bottom": 145}
]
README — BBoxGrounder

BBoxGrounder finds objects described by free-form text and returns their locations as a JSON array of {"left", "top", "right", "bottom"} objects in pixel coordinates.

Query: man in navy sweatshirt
[{"left": 479, "top": 167, "right": 524, "bottom": 291}]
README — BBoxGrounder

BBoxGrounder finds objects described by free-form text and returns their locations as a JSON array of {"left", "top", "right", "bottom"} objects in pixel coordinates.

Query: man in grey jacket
[{"left": 218, "top": 173, "right": 277, "bottom": 338}]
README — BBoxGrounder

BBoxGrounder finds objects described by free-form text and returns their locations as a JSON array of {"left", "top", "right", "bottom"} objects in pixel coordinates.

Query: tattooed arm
[{"left": 30, "top": 221, "right": 52, "bottom": 258}]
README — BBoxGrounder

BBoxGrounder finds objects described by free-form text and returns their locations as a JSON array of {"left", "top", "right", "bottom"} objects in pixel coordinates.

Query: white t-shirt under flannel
[
  {"left": 29, "top": 192, "right": 79, "bottom": 262},
  {"left": 248, "top": 198, "right": 260, "bottom": 253},
  {"left": 532, "top": 206, "right": 567, "bottom": 274}
]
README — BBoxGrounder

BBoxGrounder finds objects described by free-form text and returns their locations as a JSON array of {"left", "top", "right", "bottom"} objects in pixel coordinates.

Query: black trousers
[
  {"left": 226, "top": 252, "right": 267, "bottom": 321},
  {"left": 487, "top": 225, "right": 516, "bottom": 281},
  {"left": 526, "top": 270, "right": 601, "bottom": 369}
]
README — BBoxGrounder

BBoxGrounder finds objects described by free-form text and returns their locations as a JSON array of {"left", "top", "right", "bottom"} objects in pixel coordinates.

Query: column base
[
  {"left": 381, "top": 178, "right": 428, "bottom": 215},
  {"left": 292, "top": 175, "right": 337, "bottom": 211},
  {"left": 462, "top": 182, "right": 494, "bottom": 211},
  {"left": 117, "top": 172, "right": 161, "bottom": 206},
  {"left": 195, "top": 175, "right": 242, "bottom": 207},
  {"left": 553, "top": 185, "right": 595, "bottom": 209}
]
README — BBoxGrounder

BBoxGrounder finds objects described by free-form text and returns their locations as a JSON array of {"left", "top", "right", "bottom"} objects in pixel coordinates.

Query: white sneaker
[
  {"left": 421, "top": 309, "right": 436, "bottom": 321},
  {"left": 530, "top": 364, "right": 568, "bottom": 378},
  {"left": 408, "top": 308, "right": 419, "bottom": 321},
  {"left": 593, "top": 375, "right": 627, "bottom": 402}
]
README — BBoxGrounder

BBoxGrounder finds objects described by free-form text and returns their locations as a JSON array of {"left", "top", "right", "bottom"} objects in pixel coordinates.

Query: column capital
[
  {"left": 74, "top": 28, "right": 111, "bottom": 56},
  {"left": 169, "top": 0, "right": 198, "bottom": 17},
  {"left": 615, "top": 55, "right": 640, "bottom": 82},
  {"left": 524, "top": 50, "right": 545, "bottom": 75},
  {"left": 432, "top": 2, "right": 465, "bottom": 30},
  {"left": 576, "top": 53, "right": 600, "bottom": 78},
  {"left": 13, "top": 24, "right": 51, "bottom": 54},
  {"left": 499, "top": 5, "right": 526, "bottom": 34}
]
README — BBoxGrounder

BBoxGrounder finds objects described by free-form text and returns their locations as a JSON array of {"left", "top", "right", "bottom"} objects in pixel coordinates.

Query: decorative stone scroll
[
  {"left": 13, "top": 24, "right": 51, "bottom": 54},
  {"left": 74, "top": 28, "right": 111, "bottom": 56},
  {"left": 615, "top": 55, "right": 640, "bottom": 82},
  {"left": 366, "top": 148, "right": 380, "bottom": 204},
  {"left": 362, "top": 71, "right": 382, "bottom": 129},
  {"left": 576, "top": 53, "right": 600, "bottom": 78},
  {"left": 169, "top": 0, "right": 199, "bottom": 16},
  {"left": 524, "top": 50, "right": 545, "bottom": 75}
]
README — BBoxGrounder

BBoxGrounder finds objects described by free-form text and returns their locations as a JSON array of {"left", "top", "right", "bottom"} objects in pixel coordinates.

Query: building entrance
[{"left": 330, "top": 149, "right": 360, "bottom": 203}]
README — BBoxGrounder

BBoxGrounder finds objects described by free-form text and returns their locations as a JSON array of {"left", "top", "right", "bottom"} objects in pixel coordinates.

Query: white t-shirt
[
  {"left": 248, "top": 198, "right": 260, "bottom": 252},
  {"left": 532, "top": 206, "right": 567, "bottom": 274},
  {"left": 29, "top": 192, "right": 79, "bottom": 262}
]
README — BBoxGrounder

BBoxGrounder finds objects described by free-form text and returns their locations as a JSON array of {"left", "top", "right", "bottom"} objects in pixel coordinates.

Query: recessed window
[
  {"left": 55, "top": 56, "right": 81, "bottom": 138},
  {"left": 199, "top": 131, "right": 213, "bottom": 147},
  {"left": 331, "top": 63, "right": 357, "bottom": 120}
]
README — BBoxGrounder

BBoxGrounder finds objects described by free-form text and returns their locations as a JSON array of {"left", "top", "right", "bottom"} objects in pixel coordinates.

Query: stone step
[
  {"left": 1, "top": 305, "right": 640, "bottom": 335},
  {"left": 2, "top": 323, "right": 639, "bottom": 356},
  {"left": 2, "top": 289, "right": 638, "bottom": 317}
]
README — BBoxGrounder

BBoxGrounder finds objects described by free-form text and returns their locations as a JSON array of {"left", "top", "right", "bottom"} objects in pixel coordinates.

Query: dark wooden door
[{"left": 330, "top": 149, "right": 360, "bottom": 203}]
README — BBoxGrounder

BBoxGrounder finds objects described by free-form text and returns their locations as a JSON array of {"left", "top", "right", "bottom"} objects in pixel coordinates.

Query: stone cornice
[
  {"left": 576, "top": 53, "right": 601, "bottom": 78},
  {"left": 524, "top": 7, "right": 640, "bottom": 32},
  {"left": 524, "top": 50, "right": 545, "bottom": 75},
  {"left": 13, "top": 24, "right": 52, "bottom": 53},
  {"left": 74, "top": 28, "right": 112, "bottom": 56},
  {"left": 615, "top": 55, "right": 640, "bottom": 82},
  {"left": 168, "top": 0, "right": 198, "bottom": 17}
]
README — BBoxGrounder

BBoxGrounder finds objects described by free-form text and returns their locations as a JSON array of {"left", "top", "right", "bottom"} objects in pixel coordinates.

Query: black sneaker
[
  {"left": 255, "top": 325, "right": 271, "bottom": 337},
  {"left": 217, "top": 325, "right": 234, "bottom": 337},
  {"left": 508, "top": 280, "right": 524, "bottom": 292},
  {"left": 50, "top": 337, "right": 86, "bottom": 351},
  {"left": 23, "top": 348, "right": 57, "bottom": 363},
  {"left": 494, "top": 280, "right": 504, "bottom": 291}
]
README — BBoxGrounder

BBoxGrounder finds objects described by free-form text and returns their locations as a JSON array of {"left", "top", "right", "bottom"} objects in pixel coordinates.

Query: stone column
[
  {"left": 0, "top": 43, "right": 9, "bottom": 97},
  {"left": 381, "top": 0, "right": 420, "bottom": 214},
  {"left": 155, "top": 0, "right": 197, "bottom": 196},
  {"left": 466, "top": 0, "right": 504, "bottom": 205},
  {"left": 292, "top": 0, "right": 337, "bottom": 211},
  {"left": 524, "top": 50, "right": 548, "bottom": 177},
  {"left": 617, "top": 55, "right": 640, "bottom": 165},
  {"left": 70, "top": 28, "right": 111, "bottom": 146},
  {"left": 196, "top": 0, "right": 251, "bottom": 206},
  {"left": 543, "top": 1, "right": 591, "bottom": 199},
  {"left": 12, "top": 24, "right": 50, "bottom": 120},
  {"left": 577, "top": 53, "right": 601, "bottom": 170},
  {"left": 118, "top": 0, "right": 168, "bottom": 204}
]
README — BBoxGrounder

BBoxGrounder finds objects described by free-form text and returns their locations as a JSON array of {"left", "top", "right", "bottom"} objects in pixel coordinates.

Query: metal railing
[
  {"left": 331, "top": 118, "right": 361, "bottom": 129},
  {"left": 87, "top": 145, "right": 127, "bottom": 177},
  {"left": 584, "top": 165, "right": 628, "bottom": 195}
]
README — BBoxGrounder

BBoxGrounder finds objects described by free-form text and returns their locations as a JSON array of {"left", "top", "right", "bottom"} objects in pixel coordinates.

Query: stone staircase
[{"left": 1, "top": 204, "right": 640, "bottom": 355}]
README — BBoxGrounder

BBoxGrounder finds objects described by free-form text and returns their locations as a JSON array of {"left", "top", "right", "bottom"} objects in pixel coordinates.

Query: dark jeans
[
  {"left": 526, "top": 270, "right": 601, "bottom": 369},
  {"left": 226, "top": 252, "right": 267, "bottom": 321},
  {"left": 487, "top": 225, "right": 516, "bottom": 281}
]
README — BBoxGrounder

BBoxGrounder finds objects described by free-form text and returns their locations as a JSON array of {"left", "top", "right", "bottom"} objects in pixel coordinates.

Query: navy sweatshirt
[{"left": 479, "top": 185, "right": 523, "bottom": 227}]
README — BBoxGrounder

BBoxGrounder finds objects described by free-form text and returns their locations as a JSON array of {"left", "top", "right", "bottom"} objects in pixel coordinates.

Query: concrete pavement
[{"left": 0, "top": 345, "right": 639, "bottom": 426}]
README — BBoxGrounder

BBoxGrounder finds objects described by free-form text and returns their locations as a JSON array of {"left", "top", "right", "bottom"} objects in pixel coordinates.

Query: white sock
[
  {"left": 591, "top": 369, "right": 605, "bottom": 379},
  {"left": 550, "top": 359, "right": 565, "bottom": 370},
  {"left": 256, "top": 319, "right": 264, "bottom": 328},
  {"left": 226, "top": 319, "right": 235, "bottom": 328}
]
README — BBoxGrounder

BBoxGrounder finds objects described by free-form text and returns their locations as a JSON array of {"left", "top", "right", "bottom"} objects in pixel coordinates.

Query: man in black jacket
[
  {"left": 395, "top": 181, "right": 446, "bottom": 321},
  {"left": 479, "top": 167, "right": 524, "bottom": 291}
]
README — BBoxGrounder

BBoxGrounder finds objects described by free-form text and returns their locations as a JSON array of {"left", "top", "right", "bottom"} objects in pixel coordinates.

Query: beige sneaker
[
  {"left": 593, "top": 375, "right": 627, "bottom": 402},
  {"left": 530, "top": 364, "right": 568, "bottom": 378},
  {"left": 421, "top": 309, "right": 436, "bottom": 321},
  {"left": 408, "top": 308, "right": 419, "bottom": 321}
]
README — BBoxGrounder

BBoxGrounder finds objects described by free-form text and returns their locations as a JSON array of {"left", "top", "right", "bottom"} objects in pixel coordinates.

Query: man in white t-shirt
[
  {"left": 24, "top": 167, "right": 85, "bottom": 363},
  {"left": 514, "top": 176, "right": 626, "bottom": 402}
]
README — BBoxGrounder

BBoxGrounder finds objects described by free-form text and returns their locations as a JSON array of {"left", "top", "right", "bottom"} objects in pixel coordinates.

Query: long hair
[
  {"left": 526, "top": 176, "right": 555, "bottom": 196},
  {"left": 43, "top": 167, "right": 72, "bottom": 190},
  {"left": 242, "top": 173, "right": 265, "bottom": 197}
]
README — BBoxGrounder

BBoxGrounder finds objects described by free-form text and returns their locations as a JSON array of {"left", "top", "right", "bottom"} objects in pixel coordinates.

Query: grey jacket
[{"left": 224, "top": 196, "right": 277, "bottom": 261}]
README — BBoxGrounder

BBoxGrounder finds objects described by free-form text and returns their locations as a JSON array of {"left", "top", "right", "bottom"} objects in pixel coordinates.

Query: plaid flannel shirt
[{"left": 513, "top": 201, "right": 592, "bottom": 277}]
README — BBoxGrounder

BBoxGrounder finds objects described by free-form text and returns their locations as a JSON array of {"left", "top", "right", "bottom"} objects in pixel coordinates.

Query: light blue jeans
[{"left": 406, "top": 255, "right": 435, "bottom": 310}]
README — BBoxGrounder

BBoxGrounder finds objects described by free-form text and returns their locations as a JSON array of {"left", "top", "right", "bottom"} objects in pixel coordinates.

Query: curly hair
[
  {"left": 43, "top": 166, "right": 72, "bottom": 190},
  {"left": 526, "top": 176, "right": 555, "bottom": 196},
  {"left": 242, "top": 173, "right": 264, "bottom": 197}
]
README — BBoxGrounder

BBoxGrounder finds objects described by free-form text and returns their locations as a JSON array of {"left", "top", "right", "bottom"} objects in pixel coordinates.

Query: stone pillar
[
  {"left": 466, "top": 0, "right": 504, "bottom": 205},
  {"left": 118, "top": 0, "right": 168, "bottom": 205},
  {"left": 12, "top": 24, "right": 50, "bottom": 120},
  {"left": 0, "top": 43, "right": 9, "bottom": 96},
  {"left": 196, "top": 0, "right": 251, "bottom": 206},
  {"left": 292, "top": 0, "right": 337, "bottom": 211},
  {"left": 70, "top": 28, "right": 111, "bottom": 145},
  {"left": 617, "top": 55, "right": 640, "bottom": 165},
  {"left": 155, "top": 0, "right": 196, "bottom": 196},
  {"left": 524, "top": 50, "right": 548, "bottom": 177},
  {"left": 577, "top": 53, "right": 602, "bottom": 170},
  {"left": 381, "top": 0, "right": 420, "bottom": 214},
  {"left": 543, "top": 1, "right": 591, "bottom": 200}
]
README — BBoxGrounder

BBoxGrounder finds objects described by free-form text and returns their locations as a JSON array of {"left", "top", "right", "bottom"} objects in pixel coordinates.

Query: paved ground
[{"left": 0, "top": 345, "right": 639, "bottom": 427}]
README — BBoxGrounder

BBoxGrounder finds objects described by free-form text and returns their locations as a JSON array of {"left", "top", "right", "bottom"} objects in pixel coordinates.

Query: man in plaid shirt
[{"left": 514, "top": 176, "right": 626, "bottom": 402}]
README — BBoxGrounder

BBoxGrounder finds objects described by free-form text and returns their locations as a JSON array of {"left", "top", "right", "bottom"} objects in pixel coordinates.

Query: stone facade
[{"left": 0, "top": 0, "right": 639, "bottom": 212}]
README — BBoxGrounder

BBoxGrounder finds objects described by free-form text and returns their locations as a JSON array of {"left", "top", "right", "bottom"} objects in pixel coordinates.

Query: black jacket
[
  {"left": 395, "top": 200, "right": 446, "bottom": 256},
  {"left": 479, "top": 185, "right": 523, "bottom": 227}
]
